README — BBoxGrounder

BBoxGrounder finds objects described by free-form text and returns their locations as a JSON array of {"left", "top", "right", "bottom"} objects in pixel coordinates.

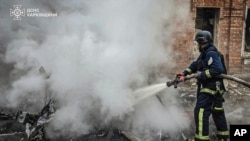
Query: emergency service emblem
[
  {"left": 208, "top": 57, "right": 213, "bottom": 66},
  {"left": 10, "top": 5, "right": 25, "bottom": 20}
]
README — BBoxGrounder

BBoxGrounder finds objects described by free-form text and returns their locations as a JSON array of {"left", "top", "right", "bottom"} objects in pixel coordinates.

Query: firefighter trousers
[{"left": 194, "top": 92, "right": 229, "bottom": 141}]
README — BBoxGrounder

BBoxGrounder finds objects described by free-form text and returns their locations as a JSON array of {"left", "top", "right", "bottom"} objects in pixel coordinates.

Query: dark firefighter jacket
[{"left": 183, "top": 43, "right": 226, "bottom": 95}]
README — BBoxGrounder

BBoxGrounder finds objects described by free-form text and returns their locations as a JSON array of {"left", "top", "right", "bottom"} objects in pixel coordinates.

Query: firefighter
[{"left": 177, "top": 30, "right": 229, "bottom": 141}]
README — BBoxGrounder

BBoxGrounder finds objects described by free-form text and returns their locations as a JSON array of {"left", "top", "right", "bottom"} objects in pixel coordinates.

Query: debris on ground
[
  {"left": 0, "top": 79, "right": 250, "bottom": 141},
  {"left": 0, "top": 99, "right": 55, "bottom": 141}
]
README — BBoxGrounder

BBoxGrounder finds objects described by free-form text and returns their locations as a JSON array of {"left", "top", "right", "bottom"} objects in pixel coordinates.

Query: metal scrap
[{"left": 0, "top": 99, "right": 55, "bottom": 141}]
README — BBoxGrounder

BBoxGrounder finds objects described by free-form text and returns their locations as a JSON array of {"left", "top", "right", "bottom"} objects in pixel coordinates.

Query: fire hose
[{"left": 166, "top": 74, "right": 250, "bottom": 88}]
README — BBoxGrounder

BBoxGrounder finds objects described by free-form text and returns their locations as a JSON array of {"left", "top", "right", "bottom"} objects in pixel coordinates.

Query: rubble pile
[{"left": 0, "top": 99, "right": 138, "bottom": 141}]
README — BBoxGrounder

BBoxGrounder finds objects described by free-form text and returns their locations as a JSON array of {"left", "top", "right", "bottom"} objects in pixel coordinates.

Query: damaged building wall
[{"left": 174, "top": 0, "right": 250, "bottom": 74}]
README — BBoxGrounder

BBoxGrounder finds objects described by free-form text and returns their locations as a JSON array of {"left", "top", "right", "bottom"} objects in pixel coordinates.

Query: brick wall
[
  {"left": 173, "top": 0, "right": 250, "bottom": 74},
  {"left": 172, "top": 14, "right": 194, "bottom": 72}
]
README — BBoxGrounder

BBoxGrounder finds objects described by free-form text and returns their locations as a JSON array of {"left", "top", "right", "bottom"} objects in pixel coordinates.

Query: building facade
[{"left": 174, "top": 0, "right": 250, "bottom": 74}]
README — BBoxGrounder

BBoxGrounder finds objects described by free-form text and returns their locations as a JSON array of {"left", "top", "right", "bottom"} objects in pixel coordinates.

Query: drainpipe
[
  {"left": 242, "top": 0, "right": 247, "bottom": 71},
  {"left": 243, "top": 0, "right": 247, "bottom": 20},
  {"left": 227, "top": 0, "right": 232, "bottom": 73}
]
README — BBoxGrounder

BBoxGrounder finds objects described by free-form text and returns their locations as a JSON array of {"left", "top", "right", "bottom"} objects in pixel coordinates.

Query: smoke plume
[{"left": 0, "top": 0, "right": 190, "bottom": 139}]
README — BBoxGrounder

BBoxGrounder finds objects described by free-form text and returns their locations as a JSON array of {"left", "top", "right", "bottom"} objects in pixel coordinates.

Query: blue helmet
[{"left": 194, "top": 30, "right": 212, "bottom": 44}]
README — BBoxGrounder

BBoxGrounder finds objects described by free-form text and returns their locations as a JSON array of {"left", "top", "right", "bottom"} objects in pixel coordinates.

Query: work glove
[
  {"left": 194, "top": 71, "right": 201, "bottom": 79},
  {"left": 176, "top": 73, "right": 185, "bottom": 81}
]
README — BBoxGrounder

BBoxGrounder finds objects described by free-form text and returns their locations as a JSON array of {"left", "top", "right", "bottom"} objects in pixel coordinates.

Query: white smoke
[{"left": 0, "top": 0, "right": 190, "bottom": 138}]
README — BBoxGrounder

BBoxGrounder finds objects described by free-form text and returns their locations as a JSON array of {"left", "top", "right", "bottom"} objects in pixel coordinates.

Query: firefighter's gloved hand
[
  {"left": 194, "top": 71, "right": 202, "bottom": 79},
  {"left": 176, "top": 73, "right": 185, "bottom": 81}
]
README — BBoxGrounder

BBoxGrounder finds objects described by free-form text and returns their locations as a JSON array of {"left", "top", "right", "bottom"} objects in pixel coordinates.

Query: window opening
[
  {"left": 245, "top": 8, "right": 250, "bottom": 52},
  {"left": 195, "top": 8, "right": 220, "bottom": 45}
]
